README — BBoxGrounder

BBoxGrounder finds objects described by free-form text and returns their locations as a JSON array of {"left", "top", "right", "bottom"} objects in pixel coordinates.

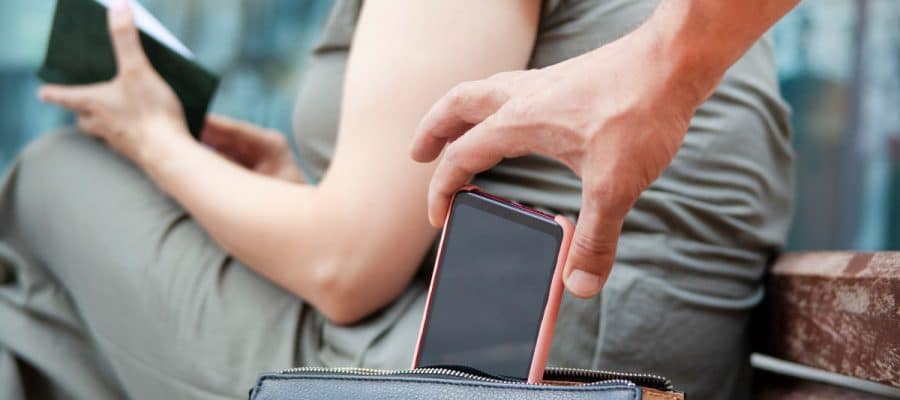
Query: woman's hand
[
  {"left": 201, "top": 115, "right": 305, "bottom": 183},
  {"left": 38, "top": 0, "right": 189, "bottom": 164}
]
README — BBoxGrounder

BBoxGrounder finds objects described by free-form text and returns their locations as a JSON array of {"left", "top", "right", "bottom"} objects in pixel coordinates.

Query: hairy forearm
[{"left": 634, "top": 0, "right": 800, "bottom": 104}]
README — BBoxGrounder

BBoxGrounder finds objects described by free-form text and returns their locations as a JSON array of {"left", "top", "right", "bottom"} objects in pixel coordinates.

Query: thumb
[
  {"left": 563, "top": 194, "right": 626, "bottom": 298},
  {"left": 107, "top": 0, "right": 150, "bottom": 73},
  {"left": 200, "top": 116, "right": 231, "bottom": 147},
  {"left": 201, "top": 115, "right": 234, "bottom": 141}
]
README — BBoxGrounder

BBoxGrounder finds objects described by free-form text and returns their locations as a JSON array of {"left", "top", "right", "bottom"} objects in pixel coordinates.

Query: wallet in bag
[{"left": 248, "top": 366, "right": 684, "bottom": 400}]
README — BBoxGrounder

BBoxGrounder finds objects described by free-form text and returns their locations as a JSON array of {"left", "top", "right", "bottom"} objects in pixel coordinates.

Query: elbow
[
  {"left": 318, "top": 302, "right": 366, "bottom": 326},
  {"left": 307, "top": 261, "right": 371, "bottom": 326},
  {"left": 316, "top": 294, "right": 367, "bottom": 326}
]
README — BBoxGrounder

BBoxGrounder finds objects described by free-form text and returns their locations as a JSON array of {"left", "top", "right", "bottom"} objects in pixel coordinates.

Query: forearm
[
  {"left": 40, "top": 0, "right": 542, "bottom": 323},
  {"left": 627, "top": 0, "right": 799, "bottom": 105},
  {"left": 132, "top": 118, "right": 440, "bottom": 327},
  {"left": 136, "top": 130, "right": 328, "bottom": 300}
]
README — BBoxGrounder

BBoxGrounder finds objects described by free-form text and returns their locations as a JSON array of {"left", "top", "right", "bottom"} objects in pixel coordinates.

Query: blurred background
[{"left": 1, "top": 0, "right": 898, "bottom": 251}]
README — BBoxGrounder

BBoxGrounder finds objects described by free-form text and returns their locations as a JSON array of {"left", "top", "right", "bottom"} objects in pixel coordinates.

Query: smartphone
[{"left": 412, "top": 186, "right": 574, "bottom": 383}]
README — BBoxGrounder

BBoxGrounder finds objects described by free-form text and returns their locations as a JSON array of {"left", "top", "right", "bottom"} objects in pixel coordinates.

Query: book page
[{"left": 93, "top": 0, "right": 194, "bottom": 59}]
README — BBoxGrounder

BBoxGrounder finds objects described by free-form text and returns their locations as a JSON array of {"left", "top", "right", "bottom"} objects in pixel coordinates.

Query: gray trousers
[
  {"left": 0, "top": 131, "right": 302, "bottom": 399},
  {"left": 1, "top": 129, "right": 778, "bottom": 400}
]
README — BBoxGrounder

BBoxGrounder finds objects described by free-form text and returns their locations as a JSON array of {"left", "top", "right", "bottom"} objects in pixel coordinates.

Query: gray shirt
[
  {"left": 291, "top": 3, "right": 792, "bottom": 397},
  {"left": 292, "top": 0, "right": 792, "bottom": 260}
]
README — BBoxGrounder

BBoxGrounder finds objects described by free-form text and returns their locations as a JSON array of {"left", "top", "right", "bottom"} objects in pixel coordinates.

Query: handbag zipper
[
  {"left": 544, "top": 367, "right": 673, "bottom": 392},
  {"left": 279, "top": 366, "right": 639, "bottom": 389}
]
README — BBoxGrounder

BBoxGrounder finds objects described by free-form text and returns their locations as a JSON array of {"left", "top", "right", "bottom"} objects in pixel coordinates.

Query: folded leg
[{"left": 0, "top": 130, "right": 303, "bottom": 399}]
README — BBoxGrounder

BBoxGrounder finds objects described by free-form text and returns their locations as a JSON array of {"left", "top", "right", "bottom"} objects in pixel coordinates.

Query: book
[{"left": 37, "top": 0, "right": 219, "bottom": 138}]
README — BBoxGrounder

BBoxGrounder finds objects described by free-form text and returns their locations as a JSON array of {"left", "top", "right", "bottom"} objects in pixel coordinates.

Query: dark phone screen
[{"left": 416, "top": 191, "right": 563, "bottom": 380}]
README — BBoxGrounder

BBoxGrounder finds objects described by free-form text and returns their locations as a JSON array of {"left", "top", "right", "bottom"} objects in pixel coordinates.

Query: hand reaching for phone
[
  {"left": 410, "top": 19, "right": 708, "bottom": 299},
  {"left": 201, "top": 115, "right": 305, "bottom": 183},
  {"left": 410, "top": 0, "right": 800, "bottom": 299}
]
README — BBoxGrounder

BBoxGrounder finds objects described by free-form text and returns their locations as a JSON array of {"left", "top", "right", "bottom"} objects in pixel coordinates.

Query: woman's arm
[{"left": 42, "top": 0, "right": 540, "bottom": 324}]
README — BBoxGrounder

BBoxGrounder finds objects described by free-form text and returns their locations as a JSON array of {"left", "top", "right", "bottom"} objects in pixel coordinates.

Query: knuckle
[
  {"left": 88, "top": 103, "right": 103, "bottom": 115},
  {"left": 268, "top": 132, "right": 288, "bottom": 148},
  {"left": 488, "top": 71, "right": 512, "bottom": 81},
  {"left": 583, "top": 173, "right": 618, "bottom": 202},
  {"left": 584, "top": 180, "right": 609, "bottom": 203},
  {"left": 76, "top": 118, "right": 93, "bottom": 133},
  {"left": 572, "top": 233, "right": 614, "bottom": 259},
  {"left": 428, "top": 181, "right": 451, "bottom": 206},
  {"left": 429, "top": 180, "right": 451, "bottom": 202},
  {"left": 447, "top": 83, "right": 473, "bottom": 107},
  {"left": 473, "top": 87, "right": 502, "bottom": 110},
  {"left": 490, "top": 70, "right": 532, "bottom": 87},
  {"left": 79, "top": 99, "right": 97, "bottom": 112},
  {"left": 441, "top": 149, "right": 476, "bottom": 181},
  {"left": 500, "top": 100, "right": 533, "bottom": 121},
  {"left": 110, "top": 21, "right": 131, "bottom": 37},
  {"left": 442, "top": 146, "right": 466, "bottom": 169},
  {"left": 41, "top": 90, "right": 57, "bottom": 102},
  {"left": 488, "top": 70, "right": 519, "bottom": 82},
  {"left": 448, "top": 82, "right": 500, "bottom": 112},
  {"left": 118, "top": 63, "right": 143, "bottom": 78},
  {"left": 584, "top": 177, "right": 638, "bottom": 217}
]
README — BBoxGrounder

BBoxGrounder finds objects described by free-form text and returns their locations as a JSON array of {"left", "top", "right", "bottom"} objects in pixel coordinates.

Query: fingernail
[
  {"left": 566, "top": 269, "right": 602, "bottom": 297},
  {"left": 36, "top": 88, "right": 46, "bottom": 101},
  {"left": 111, "top": 0, "right": 129, "bottom": 15}
]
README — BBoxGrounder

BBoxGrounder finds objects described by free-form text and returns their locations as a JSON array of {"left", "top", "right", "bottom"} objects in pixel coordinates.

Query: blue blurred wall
[
  {"left": 0, "top": 0, "right": 332, "bottom": 161},
  {"left": 772, "top": 1, "right": 900, "bottom": 250},
  {"left": 1, "top": 0, "right": 898, "bottom": 250}
]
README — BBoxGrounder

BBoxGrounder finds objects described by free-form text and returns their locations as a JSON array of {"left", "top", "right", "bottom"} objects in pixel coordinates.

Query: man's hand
[
  {"left": 411, "top": 0, "right": 799, "bottom": 298},
  {"left": 411, "top": 27, "right": 699, "bottom": 298},
  {"left": 201, "top": 115, "right": 305, "bottom": 183}
]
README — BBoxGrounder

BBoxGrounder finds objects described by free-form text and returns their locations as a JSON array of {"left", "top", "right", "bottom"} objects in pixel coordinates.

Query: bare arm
[
  {"left": 40, "top": 0, "right": 541, "bottom": 324},
  {"left": 412, "top": 0, "right": 800, "bottom": 298},
  {"left": 649, "top": 0, "right": 801, "bottom": 101}
]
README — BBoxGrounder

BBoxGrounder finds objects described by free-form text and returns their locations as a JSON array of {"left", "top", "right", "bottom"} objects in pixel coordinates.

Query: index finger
[
  {"left": 426, "top": 117, "right": 529, "bottom": 226},
  {"left": 411, "top": 80, "right": 509, "bottom": 163},
  {"left": 38, "top": 84, "right": 106, "bottom": 114}
]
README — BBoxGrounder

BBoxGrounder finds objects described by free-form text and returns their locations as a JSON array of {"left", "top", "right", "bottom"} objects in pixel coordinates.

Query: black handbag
[{"left": 248, "top": 366, "right": 684, "bottom": 399}]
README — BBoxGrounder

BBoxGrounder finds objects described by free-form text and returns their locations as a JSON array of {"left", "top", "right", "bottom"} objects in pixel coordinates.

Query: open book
[{"left": 38, "top": 0, "right": 219, "bottom": 137}]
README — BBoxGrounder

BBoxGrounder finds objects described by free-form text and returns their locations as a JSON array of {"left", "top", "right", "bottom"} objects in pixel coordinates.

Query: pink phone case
[{"left": 412, "top": 185, "right": 575, "bottom": 384}]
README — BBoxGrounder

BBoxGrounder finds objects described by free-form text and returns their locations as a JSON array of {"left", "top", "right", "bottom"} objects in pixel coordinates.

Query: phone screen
[{"left": 416, "top": 191, "right": 563, "bottom": 380}]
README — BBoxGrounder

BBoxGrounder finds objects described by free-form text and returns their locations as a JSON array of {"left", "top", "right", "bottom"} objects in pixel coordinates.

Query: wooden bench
[{"left": 751, "top": 252, "right": 900, "bottom": 399}]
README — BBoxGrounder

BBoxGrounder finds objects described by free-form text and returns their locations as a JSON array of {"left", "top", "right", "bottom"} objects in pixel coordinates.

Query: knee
[
  {"left": 15, "top": 128, "right": 126, "bottom": 190},
  {"left": 8, "top": 128, "right": 113, "bottom": 215},
  {"left": 18, "top": 128, "right": 99, "bottom": 168}
]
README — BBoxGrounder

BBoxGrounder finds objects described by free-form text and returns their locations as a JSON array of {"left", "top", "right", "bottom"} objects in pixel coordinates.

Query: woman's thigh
[{"left": 7, "top": 130, "right": 302, "bottom": 398}]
